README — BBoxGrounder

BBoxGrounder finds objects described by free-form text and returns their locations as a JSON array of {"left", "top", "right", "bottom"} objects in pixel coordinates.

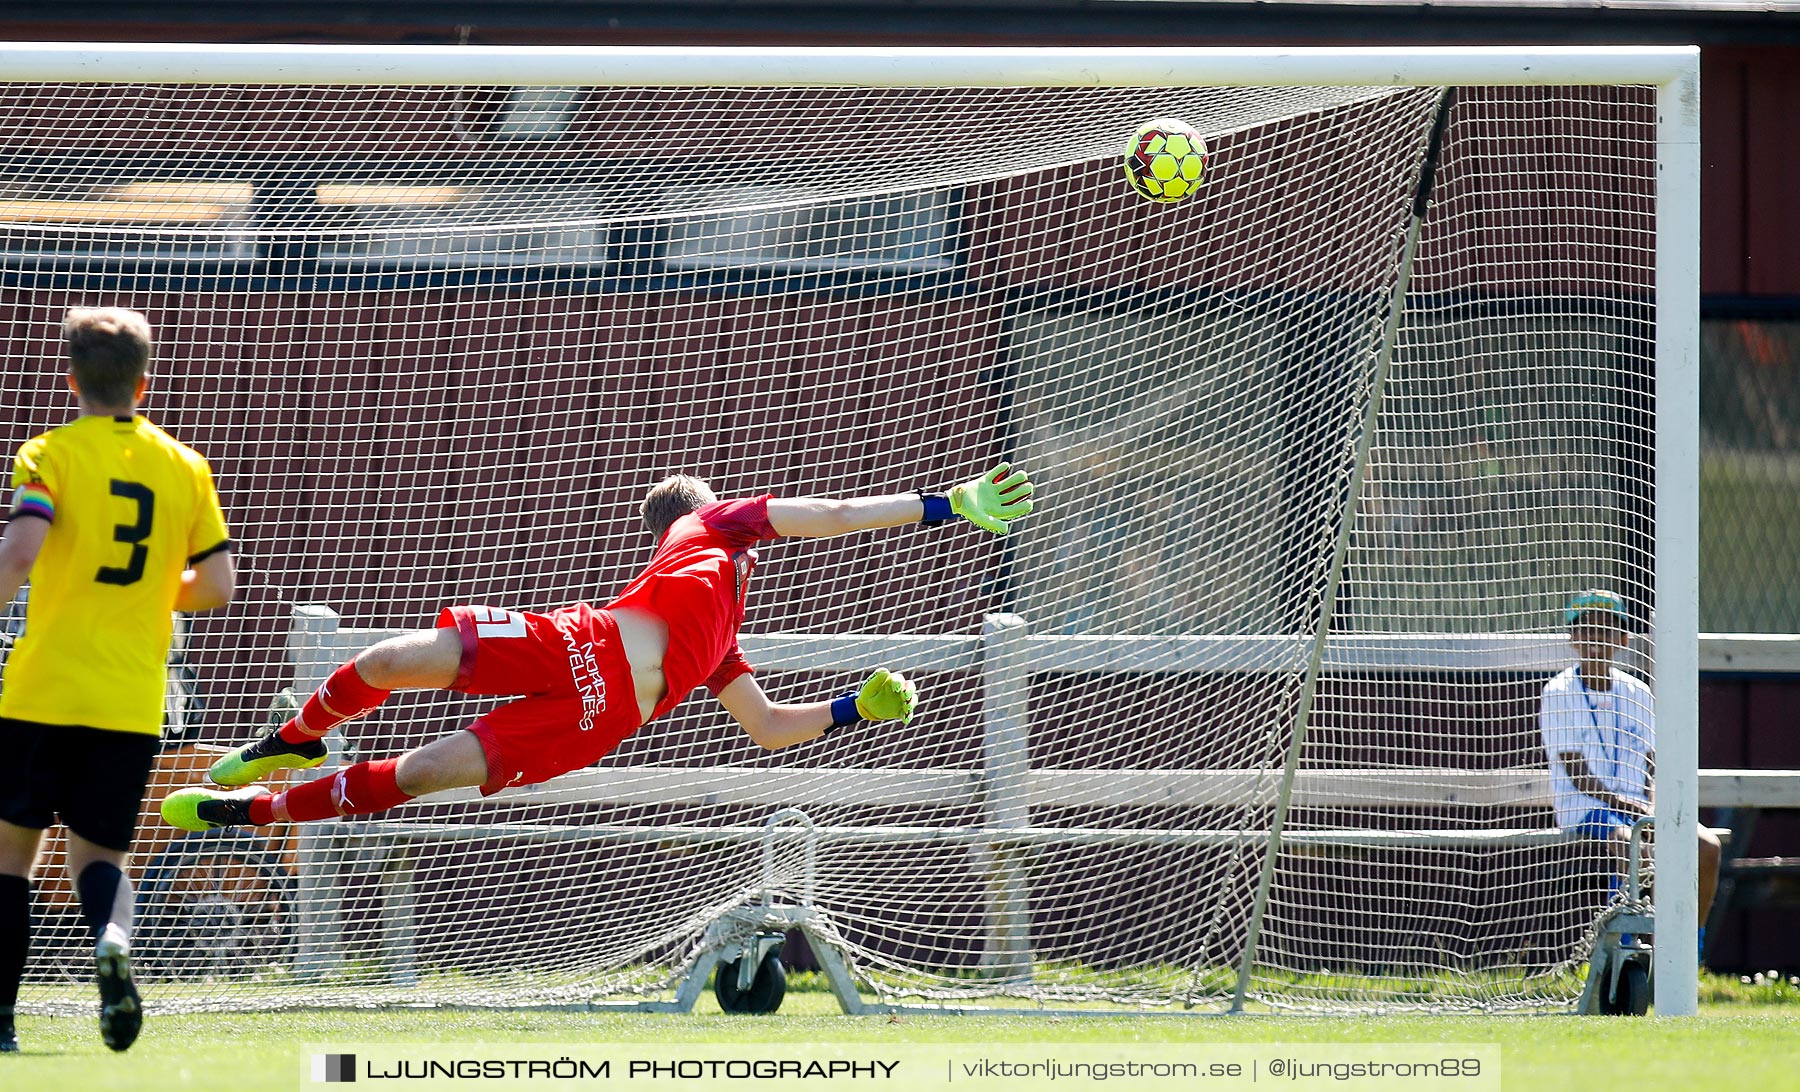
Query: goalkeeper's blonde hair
[{"left": 642, "top": 475, "right": 717, "bottom": 540}]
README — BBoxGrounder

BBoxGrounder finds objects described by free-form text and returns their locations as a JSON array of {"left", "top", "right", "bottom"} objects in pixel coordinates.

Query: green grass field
[{"left": 8, "top": 980, "right": 1800, "bottom": 1092}]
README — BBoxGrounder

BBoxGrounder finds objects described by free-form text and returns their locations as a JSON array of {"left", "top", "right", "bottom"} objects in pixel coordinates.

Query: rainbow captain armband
[{"left": 9, "top": 481, "right": 53, "bottom": 522}]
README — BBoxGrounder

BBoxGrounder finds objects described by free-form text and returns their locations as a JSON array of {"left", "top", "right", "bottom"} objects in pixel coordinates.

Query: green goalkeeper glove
[
  {"left": 948, "top": 463, "right": 1035, "bottom": 534},
  {"left": 855, "top": 668, "right": 917, "bottom": 724}
]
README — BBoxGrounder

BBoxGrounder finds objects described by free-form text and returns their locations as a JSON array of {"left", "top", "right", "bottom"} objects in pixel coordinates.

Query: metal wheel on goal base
[
  {"left": 713, "top": 949, "right": 787, "bottom": 1014},
  {"left": 1608, "top": 960, "right": 1652, "bottom": 1016}
]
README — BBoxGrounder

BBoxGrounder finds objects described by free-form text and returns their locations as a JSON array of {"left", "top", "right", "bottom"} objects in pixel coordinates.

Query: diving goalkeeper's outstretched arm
[
  {"left": 738, "top": 462, "right": 1033, "bottom": 747},
  {"left": 767, "top": 463, "right": 1035, "bottom": 538}
]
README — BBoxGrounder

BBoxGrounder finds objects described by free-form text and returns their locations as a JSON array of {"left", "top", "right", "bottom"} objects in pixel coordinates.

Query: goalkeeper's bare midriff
[{"left": 610, "top": 605, "right": 668, "bottom": 724}]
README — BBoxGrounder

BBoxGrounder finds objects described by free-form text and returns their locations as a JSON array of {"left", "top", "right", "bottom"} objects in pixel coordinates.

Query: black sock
[
  {"left": 75, "top": 862, "right": 125, "bottom": 943},
  {"left": 0, "top": 874, "right": 28, "bottom": 1010}
]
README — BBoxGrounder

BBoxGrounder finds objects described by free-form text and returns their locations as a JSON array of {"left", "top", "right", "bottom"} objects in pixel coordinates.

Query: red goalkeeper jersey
[{"left": 604, "top": 495, "right": 778, "bottom": 720}]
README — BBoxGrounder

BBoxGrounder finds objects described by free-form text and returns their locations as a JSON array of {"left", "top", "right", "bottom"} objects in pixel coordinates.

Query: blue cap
[{"left": 1564, "top": 589, "right": 1629, "bottom": 627}]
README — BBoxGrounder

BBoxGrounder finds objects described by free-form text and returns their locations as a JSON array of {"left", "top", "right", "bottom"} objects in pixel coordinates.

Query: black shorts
[{"left": 0, "top": 718, "right": 160, "bottom": 852}]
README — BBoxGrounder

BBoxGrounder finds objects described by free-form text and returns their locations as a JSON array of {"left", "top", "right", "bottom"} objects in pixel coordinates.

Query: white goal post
[{"left": 0, "top": 43, "right": 1699, "bottom": 1016}]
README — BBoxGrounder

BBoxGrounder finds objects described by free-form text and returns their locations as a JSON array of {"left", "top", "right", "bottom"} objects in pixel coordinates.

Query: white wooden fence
[{"left": 282, "top": 605, "right": 1800, "bottom": 982}]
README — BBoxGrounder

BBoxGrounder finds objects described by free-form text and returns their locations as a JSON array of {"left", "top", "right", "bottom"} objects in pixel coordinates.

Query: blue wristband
[
  {"left": 917, "top": 492, "right": 953, "bottom": 525},
  {"left": 827, "top": 691, "right": 861, "bottom": 733}
]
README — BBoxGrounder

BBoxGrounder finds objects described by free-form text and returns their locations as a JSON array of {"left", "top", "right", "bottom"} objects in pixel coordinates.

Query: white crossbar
[{"left": 0, "top": 44, "right": 1700, "bottom": 90}]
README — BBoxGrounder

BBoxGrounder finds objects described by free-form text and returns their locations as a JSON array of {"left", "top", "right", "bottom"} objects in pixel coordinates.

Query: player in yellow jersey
[{"left": 0, "top": 308, "right": 235, "bottom": 1054}]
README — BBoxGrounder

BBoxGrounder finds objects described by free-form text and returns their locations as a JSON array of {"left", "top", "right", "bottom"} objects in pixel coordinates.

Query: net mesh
[{"left": 0, "top": 76, "right": 1658, "bottom": 1014}]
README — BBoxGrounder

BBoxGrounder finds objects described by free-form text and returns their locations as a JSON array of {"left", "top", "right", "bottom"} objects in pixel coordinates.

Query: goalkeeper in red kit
[{"left": 162, "top": 465, "right": 1033, "bottom": 830}]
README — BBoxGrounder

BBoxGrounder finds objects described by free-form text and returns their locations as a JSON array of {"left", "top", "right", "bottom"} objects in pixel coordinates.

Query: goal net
[{"left": 0, "top": 46, "right": 1694, "bottom": 1015}]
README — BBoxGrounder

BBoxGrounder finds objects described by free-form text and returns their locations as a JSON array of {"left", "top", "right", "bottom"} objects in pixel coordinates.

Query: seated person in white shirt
[{"left": 1539, "top": 589, "right": 1721, "bottom": 949}]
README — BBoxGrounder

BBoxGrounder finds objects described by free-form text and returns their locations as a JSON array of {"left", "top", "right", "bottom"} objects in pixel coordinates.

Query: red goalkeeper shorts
[{"left": 436, "top": 602, "right": 643, "bottom": 796}]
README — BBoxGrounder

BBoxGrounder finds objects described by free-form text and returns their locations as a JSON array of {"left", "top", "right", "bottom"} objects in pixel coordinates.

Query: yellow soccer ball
[{"left": 1124, "top": 118, "right": 1208, "bottom": 204}]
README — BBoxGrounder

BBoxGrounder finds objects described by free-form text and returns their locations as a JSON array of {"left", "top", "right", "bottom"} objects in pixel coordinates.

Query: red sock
[
  {"left": 254, "top": 759, "right": 411, "bottom": 824},
  {"left": 280, "top": 661, "right": 392, "bottom": 743}
]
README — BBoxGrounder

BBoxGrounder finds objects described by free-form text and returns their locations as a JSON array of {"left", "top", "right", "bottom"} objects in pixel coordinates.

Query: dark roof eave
[{"left": 1, "top": 0, "right": 1799, "bottom": 45}]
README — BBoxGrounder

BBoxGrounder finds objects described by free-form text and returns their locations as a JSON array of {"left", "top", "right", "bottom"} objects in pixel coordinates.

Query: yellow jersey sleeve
[
  {"left": 187, "top": 455, "right": 230, "bottom": 562},
  {"left": 9, "top": 436, "right": 57, "bottom": 523}
]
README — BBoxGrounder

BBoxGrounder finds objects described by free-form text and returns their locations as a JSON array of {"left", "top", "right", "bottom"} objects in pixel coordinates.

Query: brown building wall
[
  {"left": 1701, "top": 46, "right": 1800, "bottom": 296},
  {"left": 1701, "top": 676, "right": 1800, "bottom": 972}
]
